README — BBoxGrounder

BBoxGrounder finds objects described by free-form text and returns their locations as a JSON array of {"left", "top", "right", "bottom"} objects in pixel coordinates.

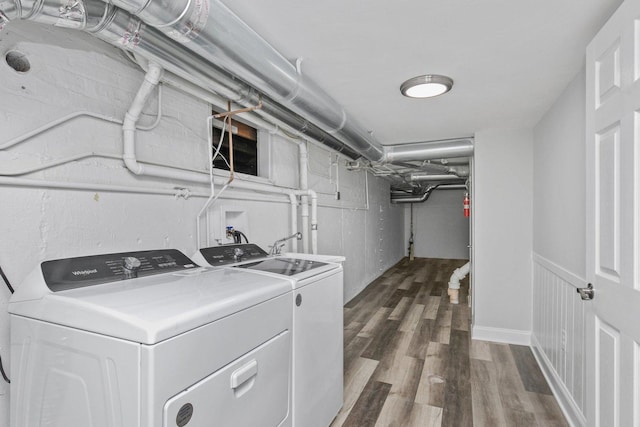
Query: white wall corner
[
  {"left": 471, "top": 325, "right": 532, "bottom": 346},
  {"left": 530, "top": 335, "right": 587, "bottom": 427}
]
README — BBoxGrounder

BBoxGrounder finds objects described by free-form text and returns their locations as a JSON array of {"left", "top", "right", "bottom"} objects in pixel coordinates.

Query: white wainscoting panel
[{"left": 532, "top": 253, "right": 587, "bottom": 427}]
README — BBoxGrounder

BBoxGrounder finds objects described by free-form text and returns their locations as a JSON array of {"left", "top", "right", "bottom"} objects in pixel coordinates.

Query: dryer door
[{"left": 163, "top": 330, "right": 291, "bottom": 427}]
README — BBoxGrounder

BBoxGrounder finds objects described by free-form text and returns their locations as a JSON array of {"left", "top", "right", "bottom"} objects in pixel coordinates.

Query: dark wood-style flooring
[{"left": 331, "top": 257, "right": 568, "bottom": 427}]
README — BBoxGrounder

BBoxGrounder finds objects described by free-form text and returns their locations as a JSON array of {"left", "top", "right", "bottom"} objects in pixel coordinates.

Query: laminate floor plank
[
  {"left": 406, "top": 403, "right": 443, "bottom": 427},
  {"left": 431, "top": 296, "right": 453, "bottom": 344},
  {"left": 414, "top": 342, "right": 449, "bottom": 408},
  {"left": 358, "top": 307, "right": 393, "bottom": 339},
  {"left": 406, "top": 318, "right": 434, "bottom": 360},
  {"left": 398, "top": 303, "right": 425, "bottom": 333},
  {"left": 422, "top": 296, "right": 441, "bottom": 320},
  {"left": 441, "top": 330, "right": 473, "bottom": 427},
  {"left": 372, "top": 330, "right": 414, "bottom": 385},
  {"left": 469, "top": 339, "right": 493, "bottom": 362},
  {"left": 341, "top": 379, "right": 391, "bottom": 427},
  {"left": 451, "top": 302, "right": 469, "bottom": 332},
  {"left": 510, "top": 344, "right": 553, "bottom": 395},
  {"left": 527, "top": 391, "right": 570, "bottom": 427},
  {"left": 374, "top": 395, "right": 414, "bottom": 427},
  {"left": 344, "top": 321, "right": 364, "bottom": 345},
  {"left": 331, "top": 357, "right": 379, "bottom": 427},
  {"left": 490, "top": 343, "right": 537, "bottom": 424},
  {"left": 386, "top": 356, "right": 424, "bottom": 401},
  {"left": 388, "top": 296, "right": 413, "bottom": 321},
  {"left": 361, "top": 320, "right": 401, "bottom": 361},
  {"left": 332, "top": 257, "right": 567, "bottom": 427},
  {"left": 344, "top": 335, "right": 373, "bottom": 374},
  {"left": 470, "top": 358, "right": 508, "bottom": 427},
  {"left": 398, "top": 275, "right": 415, "bottom": 290}
]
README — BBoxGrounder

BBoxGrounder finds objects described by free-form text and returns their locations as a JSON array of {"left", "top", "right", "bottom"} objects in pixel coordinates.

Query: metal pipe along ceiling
[
  {"left": 102, "top": 0, "right": 387, "bottom": 161},
  {"left": 1, "top": 0, "right": 474, "bottom": 162}
]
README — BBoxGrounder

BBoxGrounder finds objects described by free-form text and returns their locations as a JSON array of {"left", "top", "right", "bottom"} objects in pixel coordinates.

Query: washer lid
[{"left": 10, "top": 264, "right": 291, "bottom": 345}]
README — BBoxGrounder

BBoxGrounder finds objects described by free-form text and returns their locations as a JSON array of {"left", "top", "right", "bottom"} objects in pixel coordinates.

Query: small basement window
[{"left": 212, "top": 109, "right": 258, "bottom": 176}]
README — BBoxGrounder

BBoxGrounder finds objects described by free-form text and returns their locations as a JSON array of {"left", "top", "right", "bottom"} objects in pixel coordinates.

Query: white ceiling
[{"left": 219, "top": 0, "right": 622, "bottom": 146}]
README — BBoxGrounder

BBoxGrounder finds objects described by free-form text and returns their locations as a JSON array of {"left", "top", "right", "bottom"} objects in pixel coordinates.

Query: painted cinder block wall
[{"left": 0, "top": 21, "right": 404, "bottom": 425}]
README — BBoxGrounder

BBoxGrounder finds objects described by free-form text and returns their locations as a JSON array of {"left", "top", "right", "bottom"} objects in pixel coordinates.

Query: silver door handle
[{"left": 576, "top": 283, "right": 594, "bottom": 301}]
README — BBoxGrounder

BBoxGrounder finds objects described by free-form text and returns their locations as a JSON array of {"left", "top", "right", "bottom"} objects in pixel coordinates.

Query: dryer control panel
[
  {"left": 41, "top": 249, "right": 197, "bottom": 292},
  {"left": 198, "top": 244, "right": 268, "bottom": 266}
]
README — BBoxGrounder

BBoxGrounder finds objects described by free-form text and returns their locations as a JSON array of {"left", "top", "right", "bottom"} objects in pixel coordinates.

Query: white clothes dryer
[
  {"left": 192, "top": 244, "right": 344, "bottom": 427},
  {"left": 9, "top": 249, "right": 293, "bottom": 427}
]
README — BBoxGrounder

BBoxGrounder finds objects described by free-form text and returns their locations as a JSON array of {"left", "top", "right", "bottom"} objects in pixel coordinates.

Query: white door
[{"left": 586, "top": 1, "right": 640, "bottom": 426}]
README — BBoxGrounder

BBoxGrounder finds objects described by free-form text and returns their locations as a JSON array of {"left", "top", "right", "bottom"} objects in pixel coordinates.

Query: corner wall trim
[
  {"left": 471, "top": 325, "right": 531, "bottom": 345},
  {"left": 531, "top": 335, "right": 586, "bottom": 427}
]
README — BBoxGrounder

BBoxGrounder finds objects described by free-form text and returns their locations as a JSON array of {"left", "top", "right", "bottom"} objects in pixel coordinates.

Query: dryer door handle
[{"left": 230, "top": 359, "right": 258, "bottom": 389}]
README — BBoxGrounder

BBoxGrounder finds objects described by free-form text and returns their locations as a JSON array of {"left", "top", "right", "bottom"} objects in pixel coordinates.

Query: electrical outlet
[{"left": 561, "top": 329, "right": 567, "bottom": 352}]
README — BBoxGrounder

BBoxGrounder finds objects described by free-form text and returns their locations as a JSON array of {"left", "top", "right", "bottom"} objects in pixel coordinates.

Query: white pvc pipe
[
  {"left": 294, "top": 189, "right": 317, "bottom": 254},
  {"left": 448, "top": 261, "right": 470, "bottom": 290},
  {"left": 289, "top": 193, "right": 298, "bottom": 252},
  {"left": 122, "top": 63, "right": 314, "bottom": 251},
  {"left": 298, "top": 142, "right": 310, "bottom": 253},
  {"left": 0, "top": 176, "right": 195, "bottom": 197}
]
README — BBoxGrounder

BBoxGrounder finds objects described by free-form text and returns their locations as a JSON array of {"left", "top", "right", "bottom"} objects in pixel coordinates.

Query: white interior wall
[
  {"left": 531, "top": 69, "right": 588, "bottom": 425},
  {"left": 472, "top": 128, "right": 533, "bottom": 343},
  {"left": 0, "top": 22, "right": 404, "bottom": 425},
  {"left": 533, "top": 69, "right": 586, "bottom": 276},
  {"left": 404, "top": 189, "right": 471, "bottom": 260}
]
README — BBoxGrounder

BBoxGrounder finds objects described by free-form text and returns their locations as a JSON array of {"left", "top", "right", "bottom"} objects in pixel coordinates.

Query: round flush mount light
[{"left": 400, "top": 74, "right": 453, "bottom": 98}]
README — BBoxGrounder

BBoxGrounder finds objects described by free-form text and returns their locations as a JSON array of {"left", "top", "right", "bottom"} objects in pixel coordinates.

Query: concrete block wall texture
[{"left": 0, "top": 21, "right": 404, "bottom": 425}]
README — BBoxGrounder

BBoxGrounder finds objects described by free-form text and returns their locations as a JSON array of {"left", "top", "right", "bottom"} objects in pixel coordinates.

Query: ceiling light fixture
[{"left": 400, "top": 74, "right": 453, "bottom": 98}]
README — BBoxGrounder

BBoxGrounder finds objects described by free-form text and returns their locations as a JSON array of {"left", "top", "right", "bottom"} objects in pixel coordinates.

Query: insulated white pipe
[
  {"left": 298, "top": 142, "right": 310, "bottom": 253},
  {"left": 294, "top": 189, "right": 317, "bottom": 254},
  {"left": 289, "top": 193, "right": 298, "bottom": 252},
  {"left": 448, "top": 261, "right": 470, "bottom": 304},
  {"left": 0, "top": 176, "right": 196, "bottom": 197},
  {"left": 408, "top": 173, "right": 466, "bottom": 182}
]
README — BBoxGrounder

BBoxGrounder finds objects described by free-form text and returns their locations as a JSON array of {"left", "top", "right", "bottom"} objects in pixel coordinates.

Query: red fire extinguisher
[{"left": 463, "top": 193, "right": 470, "bottom": 217}]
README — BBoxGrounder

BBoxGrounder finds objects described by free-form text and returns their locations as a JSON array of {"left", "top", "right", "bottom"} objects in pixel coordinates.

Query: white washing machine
[
  {"left": 9, "top": 249, "right": 293, "bottom": 427},
  {"left": 192, "top": 244, "right": 344, "bottom": 427}
]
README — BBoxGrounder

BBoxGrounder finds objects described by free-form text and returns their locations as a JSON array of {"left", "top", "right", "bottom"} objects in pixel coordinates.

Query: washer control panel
[
  {"left": 41, "top": 249, "right": 197, "bottom": 292},
  {"left": 198, "top": 244, "right": 269, "bottom": 266}
]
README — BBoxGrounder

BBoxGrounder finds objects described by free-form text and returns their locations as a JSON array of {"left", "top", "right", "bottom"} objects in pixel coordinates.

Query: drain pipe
[
  {"left": 390, "top": 185, "right": 438, "bottom": 204},
  {"left": 121, "top": 62, "right": 210, "bottom": 183},
  {"left": 294, "top": 189, "right": 318, "bottom": 254},
  {"left": 298, "top": 141, "right": 310, "bottom": 253},
  {"left": 289, "top": 193, "right": 298, "bottom": 252},
  {"left": 448, "top": 262, "right": 470, "bottom": 304}
]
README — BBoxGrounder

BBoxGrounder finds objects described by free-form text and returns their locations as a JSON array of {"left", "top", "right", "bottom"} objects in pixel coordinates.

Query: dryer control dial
[
  {"left": 233, "top": 247, "right": 245, "bottom": 261},
  {"left": 122, "top": 256, "right": 142, "bottom": 272}
]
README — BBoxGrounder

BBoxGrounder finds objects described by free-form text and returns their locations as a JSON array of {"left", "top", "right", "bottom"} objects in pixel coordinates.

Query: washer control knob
[
  {"left": 233, "top": 247, "right": 244, "bottom": 261},
  {"left": 122, "top": 256, "right": 141, "bottom": 272}
]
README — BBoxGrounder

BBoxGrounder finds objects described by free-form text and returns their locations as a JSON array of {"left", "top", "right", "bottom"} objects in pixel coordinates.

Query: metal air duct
[
  {"left": 2, "top": 0, "right": 361, "bottom": 158},
  {"left": 384, "top": 138, "right": 474, "bottom": 163},
  {"left": 97, "top": 0, "right": 387, "bottom": 161},
  {"left": 408, "top": 173, "right": 466, "bottom": 182},
  {"left": 1, "top": 0, "right": 474, "bottom": 163}
]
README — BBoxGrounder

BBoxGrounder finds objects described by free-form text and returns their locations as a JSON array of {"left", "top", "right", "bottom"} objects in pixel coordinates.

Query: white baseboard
[
  {"left": 530, "top": 335, "right": 586, "bottom": 427},
  {"left": 471, "top": 325, "right": 531, "bottom": 345}
]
